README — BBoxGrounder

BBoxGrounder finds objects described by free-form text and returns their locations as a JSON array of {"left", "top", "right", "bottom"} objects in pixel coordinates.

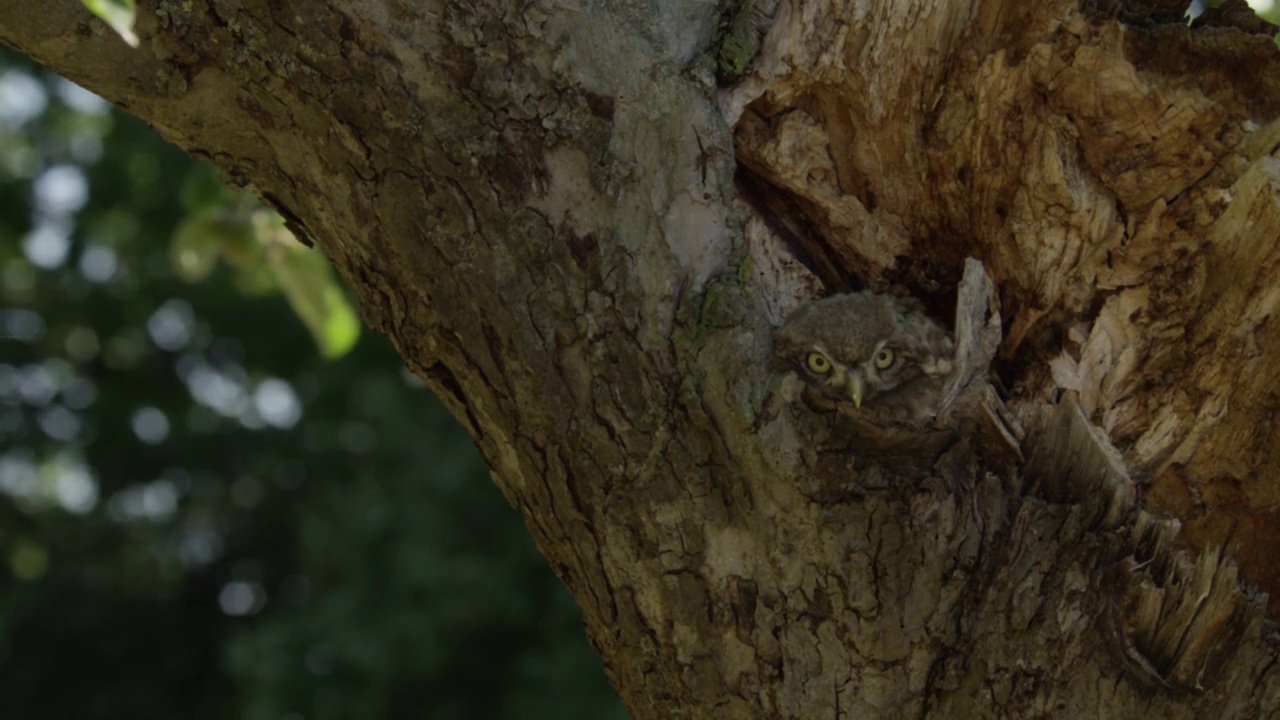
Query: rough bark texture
[{"left": 8, "top": 0, "right": 1280, "bottom": 717}]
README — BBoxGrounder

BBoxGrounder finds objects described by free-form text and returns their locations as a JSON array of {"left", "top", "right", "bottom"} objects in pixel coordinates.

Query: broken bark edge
[{"left": 1025, "top": 396, "right": 1267, "bottom": 690}]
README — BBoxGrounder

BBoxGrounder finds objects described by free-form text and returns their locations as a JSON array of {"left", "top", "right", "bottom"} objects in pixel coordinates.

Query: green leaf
[
  {"left": 169, "top": 214, "right": 263, "bottom": 282},
  {"left": 267, "top": 245, "right": 361, "bottom": 358},
  {"left": 81, "top": 0, "right": 139, "bottom": 47}
]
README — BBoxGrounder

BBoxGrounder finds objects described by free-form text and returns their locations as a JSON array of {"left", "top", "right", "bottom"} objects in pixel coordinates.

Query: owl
[
  {"left": 773, "top": 292, "right": 956, "bottom": 426},
  {"left": 771, "top": 260, "right": 1024, "bottom": 467}
]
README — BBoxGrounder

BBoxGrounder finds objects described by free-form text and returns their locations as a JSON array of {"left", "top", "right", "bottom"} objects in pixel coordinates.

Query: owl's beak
[{"left": 847, "top": 373, "right": 865, "bottom": 408}]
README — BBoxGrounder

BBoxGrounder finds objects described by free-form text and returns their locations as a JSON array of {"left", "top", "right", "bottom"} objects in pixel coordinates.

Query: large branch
[{"left": 8, "top": 1, "right": 1280, "bottom": 718}]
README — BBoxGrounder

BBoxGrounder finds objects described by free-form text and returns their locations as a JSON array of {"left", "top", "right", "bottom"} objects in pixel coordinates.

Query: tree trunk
[{"left": 8, "top": 0, "right": 1280, "bottom": 716}]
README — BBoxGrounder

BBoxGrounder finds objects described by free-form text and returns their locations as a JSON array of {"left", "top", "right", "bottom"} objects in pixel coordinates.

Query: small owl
[{"left": 773, "top": 292, "right": 956, "bottom": 425}]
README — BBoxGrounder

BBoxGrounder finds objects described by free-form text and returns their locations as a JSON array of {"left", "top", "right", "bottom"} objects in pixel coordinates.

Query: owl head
[{"left": 773, "top": 292, "right": 956, "bottom": 415}]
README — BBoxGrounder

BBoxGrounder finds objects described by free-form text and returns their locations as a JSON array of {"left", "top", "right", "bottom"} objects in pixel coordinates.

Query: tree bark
[{"left": 8, "top": 0, "right": 1280, "bottom": 717}]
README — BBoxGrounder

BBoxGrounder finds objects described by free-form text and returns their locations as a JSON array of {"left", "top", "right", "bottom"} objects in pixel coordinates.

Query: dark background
[{"left": 0, "top": 48, "right": 626, "bottom": 720}]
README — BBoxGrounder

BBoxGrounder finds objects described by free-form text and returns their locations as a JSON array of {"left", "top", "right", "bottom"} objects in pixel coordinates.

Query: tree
[{"left": 7, "top": 0, "right": 1280, "bottom": 717}]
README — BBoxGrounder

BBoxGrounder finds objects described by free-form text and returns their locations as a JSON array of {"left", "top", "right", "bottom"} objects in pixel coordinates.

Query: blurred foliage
[
  {"left": 0, "top": 47, "right": 625, "bottom": 720},
  {"left": 170, "top": 169, "right": 360, "bottom": 359}
]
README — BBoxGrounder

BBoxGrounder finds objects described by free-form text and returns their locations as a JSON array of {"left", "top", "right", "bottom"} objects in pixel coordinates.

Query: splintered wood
[{"left": 729, "top": 0, "right": 1280, "bottom": 614}]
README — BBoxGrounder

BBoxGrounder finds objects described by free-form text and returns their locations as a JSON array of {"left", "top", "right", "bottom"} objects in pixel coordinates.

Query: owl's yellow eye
[
  {"left": 873, "top": 347, "right": 895, "bottom": 369},
  {"left": 806, "top": 352, "right": 832, "bottom": 374}
]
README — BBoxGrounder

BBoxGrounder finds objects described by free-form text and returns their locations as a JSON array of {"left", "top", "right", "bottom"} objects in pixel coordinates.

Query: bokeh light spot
[
  {"left": 108, "top": 479, "right": 179, "bottom": 523},
  {"left": 219, "top": 581, "right": 266, "bottom": 617},
  {"left": 37, "top": 404, "right": 81, "bottom": 441},
  {"left": 54, "top": 459, "right": 98, "bottom": 514},
  {"left": 0, "top": 451, "right": 38, "bottom": 499},
  {"left": 146, "top": 299, "right": 195, "bottom": 351},
  {"left": 17, "top": 362, "right": 58, "bottom": 406},
  {"left": 253, "top": 378, "right": 302, "bottom": 429},
  {"left": 178, "top": 524, "right": 223, "bottom": 566},
  {"left": 33, "top": 165, "right": 89, "bottom": 215},
  {"left": 22, "top": 222, "right": 71, "bottom": 269},
  {"left": 0, "top": 70, "right": 47, "bottom": 127},
  {"left": 63, "top": 326, "right": 100, "bottom": 362},
  {"left": 78, "top": 244, "right": 119, "bottom": 283},
  {"left": 0, "top": 308, "right": 45, "bottom": 342},
  {"left": 131, "top": 406, "right": 170, "bottom": 444}
]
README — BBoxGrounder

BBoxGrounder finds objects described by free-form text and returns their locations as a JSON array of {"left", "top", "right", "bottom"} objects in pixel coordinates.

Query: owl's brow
[{"left": 858, "top": 338, "right": 891, "bottom": 361}]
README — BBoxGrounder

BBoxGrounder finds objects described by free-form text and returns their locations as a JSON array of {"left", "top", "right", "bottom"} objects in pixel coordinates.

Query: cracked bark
[{"left": 8, "top": 0, "right": 1280, "bottom": 717}]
